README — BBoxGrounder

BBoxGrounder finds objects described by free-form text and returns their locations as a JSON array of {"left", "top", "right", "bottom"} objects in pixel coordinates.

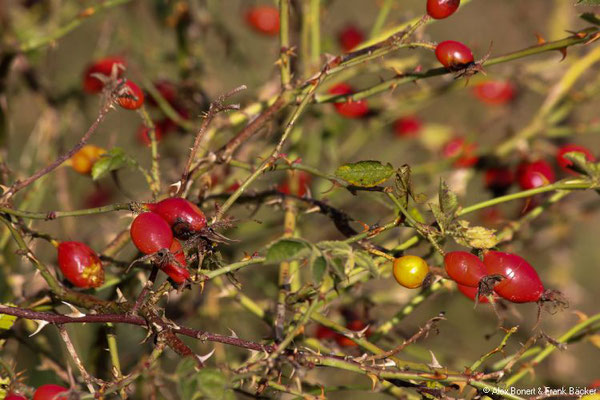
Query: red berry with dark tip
[
  {"left": 393, "top": 116, "right": 422, "bottom": 138},
  {"left": 338, "top": 25, "right": 364, "bottom": 52},
  {"left": 162, "top": 240, "right": 190, "bottom": 284},
  {"left": 245, "top": 6, "right": 280, "bottom": 36},
  {"left": 328, "top": 83, "right": 369, "bottom": 119},
  {"left": 83, "top": 56, "right": 126, "bottom": 93},
  {"left": 516, "top": 160, "right": 555, "bottom": 190},
  {"left": 117, "top": 80, "right": 144, "bottom": 110},
  {"left": 427, "top": 0, "right": 460, "bottom": 19},
  {"left": 444, "top": 251, "right": 487, "bottom": 287},
  {"left": 483, "top": 251, "right": 544, "bottom": 303},
  {"left": 556, "top": 144, "right": 595, "bottom": 174},
  {"left": 473, "top": 80, "right": 516, "bottom": 105},
  {"left": 57, "top": 241, "right": 104, "bottom": 289},
  {"left": 435, "top": 40, "right": 474, "bottom": 69},
  {"left": 484, "top": 166, "right": 514, "bottom": 194},
  {"left": 456, "top": 284, "right": 498, "bottom": 303},
  {"left": 33, "top": 384, "right": 68, "bottom": 400},
  {"left": 147, "top": 197, "right": 207, "bottom": 238},
  {"left": 130, "top": 212, "right": 174, "bottom": 254}
]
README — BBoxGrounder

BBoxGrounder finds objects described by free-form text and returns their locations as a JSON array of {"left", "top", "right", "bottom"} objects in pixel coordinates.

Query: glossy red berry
[
  {"left": 472, "top": 80, "right": 516, "bottom": 105},
  {"left": 130, "top": 212, "right": 174, "bottom": 254},
  {"left": 435, "top": 40, "right": 474, "bottom": 69},
  {"left": 245, "top": 6, "right": 280, "bottom": 36},
  {"left": 33, "top": 384, "right": 68, "bottom": 400},
  {"left": 483, "top": 251, "right": 544, "bottom": 303},
  {"left": 162, "top": 240, "right": 190, "bottom": 284},
  {"left": 277, "top": 171, "right": 312, "bottom": 197},
  {"left": 335, "top": 320, "right": 370, "bottom": 347},
  {"left": 456, "top": 284, "right": 497, "bottom": 303},
  {"left": 338, "top": 25, "right": 364, "bottom": 52},
  {"left": 426, "top": 0, "right": 460, "bottom": 19},
  {"left": 5, "top": 394, "right": 28, "bottom": 400},
  {"left": 328, "top": 83, "right": 369, "bottom": 119},
  {"left": 484, "top": 166, "right": 514, "bottom": 195},
  {"left": 442, "top": 137, "right": 478, "bottom": 168},
  {"left": 444, "top": 251, "right": 487, "bottom": 287},
  {"left": 136, "top": 121, "right": 165, "bottom": 146},
  {"left": 83, "top": 56, "right": 126, "bottom": 93},
  {"left": 516, "top": 160, "right": 555, "bottom": 190},
  {"left": 556, "top": 144, "right": 595, "bottom": 174},
  {"left": 147, "top": 197, "right": 207, "bottom": 238},
  {"left": 57, "top": 242, "right": 104, "bottom": 289},
  {"left": 393, "top": 116, "right": 422, "bottom": 138},
  {"left": 117, "top": 80, "right": 144, "bottom": 110}
]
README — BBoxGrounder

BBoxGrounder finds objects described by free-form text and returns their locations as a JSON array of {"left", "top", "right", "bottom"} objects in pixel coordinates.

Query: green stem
[
  {"left": 369, "top": 0, "right": 394, "bottom": 38},
  {"left": 0, "top": 203, "right": 132, "bottom": 220},
  {"left": 279, "top": 0, "right": 291, "bottom": 87}
]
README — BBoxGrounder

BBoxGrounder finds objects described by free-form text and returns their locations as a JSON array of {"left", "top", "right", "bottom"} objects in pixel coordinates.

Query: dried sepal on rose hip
[
  {"left": 116, "top": 80, "right": 145, "bottom": 110},
  {"left": 392, "top": 255, "right": 429, "bottom": 289},
  {"left": 82, "top": 56, "right": 126, "bottom": 93},
  {"left": 146, "top": 197, "right": 207, "bottom": 239},
  {"left": 130, "top": 212, "right": 174, "bottom": 254},
  {"left": 57, "top": 241, "right": 104, "bottom": 288}
]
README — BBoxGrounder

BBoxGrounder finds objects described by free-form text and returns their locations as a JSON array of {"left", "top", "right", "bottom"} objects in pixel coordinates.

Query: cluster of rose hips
[
  {"left": 444, "top": 250, "right": 547, "bottom": 303},
  {"left": 6, "top": 383, "right": 68, "bottom": 400},
  {"left": 130, "top": 197, "right": 207, "bottom": 284}
]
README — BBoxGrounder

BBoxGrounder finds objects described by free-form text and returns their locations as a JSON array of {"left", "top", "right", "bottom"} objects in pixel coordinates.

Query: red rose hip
[
  {"left": 58, "top": 241, "right": 104, "bottom": 288},
  {"left": 456, "top": 284, "right": 497, "bottom": 303},
  {"left": 162, "top": 239, "right": 190, "bottom": 284},
  {"left": 82, "top": 56, "right": 126, "bottom": 93},
  {"left": 556, "top": 144, "right": 595, "bottom": 174},
  {"left": 130, "top": 212, "right": 174, "bottom": 254},
  {"left": 117, "top": 80, "right": 144, "bottom": 110},
  {"left": 245, "top": 6, "right": 280, "bottom": 36},
  {"left": 483, "top": 251, "right": 544, "bottom": 303},
  {"left": 147, "top": 197, "right": 207, "bottom": 238},
  {"left": 393, "top": 116, "right": 422, "bottom": 138},
  {"left": 516, "top": 160, "right": 555, "bottom": 190},
  {"left": 435, "top": 40, "right": 474, "bottom": 69},
  {"left": 472, "top": 80, "right": 516, "bottom": 105},
  {"left": 5, "top": 394, "right": 28, "bottom": 400},
  {"left": 427, "top": 0, "right": 460, "bottom": 19},
  {"left": 33, "top": 384, "right": 68, "bottom": 400},
  {"left": 328, "top": 83, "right": 369, "bottom": 119},
  {"left": 338, "top": 25, "right": 364, "bottom": 52},
  {"left": 444, "top": 251, "right": 488, "bottom": 287}
]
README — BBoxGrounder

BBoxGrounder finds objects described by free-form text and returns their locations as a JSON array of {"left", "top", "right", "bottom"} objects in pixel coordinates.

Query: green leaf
[
  {"left": 196, "top": 368, "right": 236, "bottom": 400},
  {"left": 355, "top": 251, "right": 379, "bottom": 277},
  {"left": 0, "top": 304, "right": 17, "bottom": 330},
  {"left": 266, "top": 239, "right": 311, "bottom": 263},
  {"left": 335, "top": 160, "right": 394, "bottom": 187},
  {"left": 91, "top": 147, "right": 136, "bottom": 180},
  {"left": 453, "top": 221, "right": 499, "bottom": 249},
  {"left": 311, "top": 256, "right": 328, "bottom": 283},
  {"left": 430, "top": 180, "right": 459, "bottom": 234},
  {"left": 581, "top": 12, "right": 600, "bottom": 25}
]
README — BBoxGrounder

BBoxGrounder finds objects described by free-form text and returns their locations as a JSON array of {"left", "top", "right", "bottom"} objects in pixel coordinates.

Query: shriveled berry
[
  {"left": 130, "top": 212, "right": 173, "bottom": 254},
  {"left": 69, "top": 145, "right": 106, "bottom": 175},
  {"left": 147, "top": 197, "right": 207, "bottom": 238},
  {"left": 472, "top": 80, "right": 516, "bottom": 105},
  {"left": 328, "top": 83, "right": 369, "bottom": 119},
  {"left": 83, "top": 56, "right": 126, "bottom": 93},
  {"left": 162, "top": 240, "right": 190, "bottom": 284},
  {"left": 245, "top": 6, "right": 280, "bottom": 36},
  {"left": 393, "top": 116, "right": 422, "bottom": 138},
  {"left": 556, "top": 144, "right": 595, "bottom": 174},
  {"left": 442, "top": 137, "right": 478, "bottom": 168},
  {"left": 58, "top": 241, "right": 104, "bottom": 288},
  {"left": 483, "top": 251, "right": 544, "bottom": 303},
  {"left": 393, "top": 255, "right": 429, "bottom": 289},
  {"left": 338, "top": 25, "right": 364, "bottom": 52},
  {"left": 444, "top": 251, "right": 487, "bottom": 287},
  {"left": 427, "top": 0, "right": 460, "bottom": 19},
  {"left": 33, "top": 384, "right": 68, "bottom": 400},
  {"left": 117, "top": 80, "right": 144, "bottom": 110},
  {"left": 435, "top": 40, "right": 474, "bottom": 69},
  {"left": 516, "top": 160, "right": 555, "bottom": 190}
]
